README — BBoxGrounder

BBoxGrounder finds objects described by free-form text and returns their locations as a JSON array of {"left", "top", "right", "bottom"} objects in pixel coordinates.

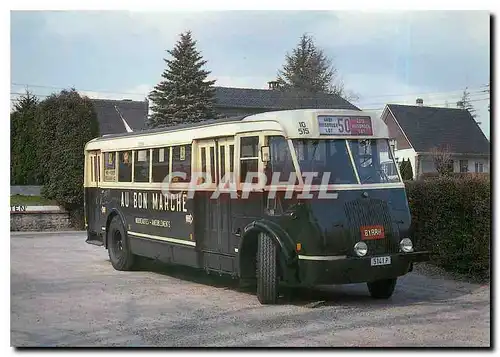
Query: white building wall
[
  {"left": 392, "top": 146, "right": 489, "bottom": 178},
  {"left": 455, "top": 157, "right": 490, "bottom": 173},
  {"left": 412, "top": 155, "right": 490, "bottom": 175}
]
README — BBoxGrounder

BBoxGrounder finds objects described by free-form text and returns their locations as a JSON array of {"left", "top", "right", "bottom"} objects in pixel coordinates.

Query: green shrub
[
  {"left": 10, "top": 91, "right": 40, "bottom": 185},
  {"left": 405, "top": 175, "right": 490, "bottom": 281},
  {"left": 419, "top": 172, "right": 489, "bottom": 180},
  {"left": 399, "top": 158, "right": 414, "bottom": 180},
  {"left": 39, "top": 89, "right": 99, "bottom": 228}
]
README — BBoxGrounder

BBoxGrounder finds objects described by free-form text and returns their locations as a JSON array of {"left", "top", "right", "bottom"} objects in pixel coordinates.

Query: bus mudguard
[
  {"left": 238, "top": 219, "right": 299, "bottom": 284},
  {"left": 241, "top": 219, "right": 298, "bottom": 265}
]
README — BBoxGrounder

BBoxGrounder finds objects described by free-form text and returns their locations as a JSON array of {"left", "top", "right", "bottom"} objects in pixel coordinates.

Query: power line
[
  {"left": 10, "top": 89, "right": 489, "bottom": 114},
  {"left": 10, "top": 81, "right": 488, "bottom": 103},
  {"left": 10, "top": 90, "right": 489, "bottom": 106},
  {"left": 362, "top": 97, "right": 490, "bottom": 111},
  {"left": 10, "top": 82, "right": 150, "bottom": 97},
  {"left": 357, "top": 92, "right": 487, "bottom": 108},
  {"left": 9, "top": 90, "right": 490, "bottom": 110},
  {"left": 355, "top": 86, "right": 487, "bottom": 100}
]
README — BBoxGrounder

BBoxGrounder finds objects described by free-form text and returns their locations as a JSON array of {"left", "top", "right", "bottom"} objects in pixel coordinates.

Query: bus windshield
[
  {"left": 347, "top": 139, "right": 401, "bottom": 184},
  {"left": 292, "top": 139, "right": 357, "bottom": 184}
]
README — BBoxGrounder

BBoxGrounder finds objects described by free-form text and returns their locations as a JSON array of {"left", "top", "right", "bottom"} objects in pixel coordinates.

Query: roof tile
[{"left": 387, "top": 104, "right": 490, "bottom": 155}]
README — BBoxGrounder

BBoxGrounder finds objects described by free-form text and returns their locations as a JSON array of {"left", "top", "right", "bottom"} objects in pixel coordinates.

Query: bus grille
[{"left": 344, "top": 198, "right": 399, "bottom": 256}]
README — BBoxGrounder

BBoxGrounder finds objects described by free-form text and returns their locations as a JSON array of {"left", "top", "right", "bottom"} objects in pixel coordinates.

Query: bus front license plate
[{"left": 371, "top": 256, "right": 391, "bottom": 266}]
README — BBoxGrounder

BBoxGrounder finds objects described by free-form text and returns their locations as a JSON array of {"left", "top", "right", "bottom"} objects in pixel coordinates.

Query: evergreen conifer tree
[
  {"left": 148, "top": 31, "right": 217, "bottom": 127},
  {"left": 276, "top": 33, "right": 358, "bottom": 101},
  {"left": 10, "top": 90, "right": 39, "bottom": 185}
]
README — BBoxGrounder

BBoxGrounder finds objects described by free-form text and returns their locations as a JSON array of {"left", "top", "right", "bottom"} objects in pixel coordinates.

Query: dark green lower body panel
[{"left": 298, "top": 251, "right": 430, "bottom": 286}]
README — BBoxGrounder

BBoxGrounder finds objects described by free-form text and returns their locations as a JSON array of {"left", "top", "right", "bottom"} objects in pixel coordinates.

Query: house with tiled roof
[
  {"left": 214, "top": 82, "right": 360, "bottom": 118},
  {"left": 381, "top": 99, "right": 490, "bottom": 179},
  {"left": 90, "top": 98, "right": 149, "bottom": 135},
  {"left": 90, "top": 82, "right": 359, "bottom": 135}
]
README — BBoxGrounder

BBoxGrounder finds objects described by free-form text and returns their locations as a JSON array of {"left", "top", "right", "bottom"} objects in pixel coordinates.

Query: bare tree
[
  {"left": 456, "top": 86, "right": 479, "bottom": 124},
  {"left": 430, "top": 144, "right": 454, "bottom": 176}
]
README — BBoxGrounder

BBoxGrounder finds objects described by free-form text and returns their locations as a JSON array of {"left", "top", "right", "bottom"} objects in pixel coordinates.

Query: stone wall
[
  {"left": 11, "top": 211, "right": 73, "bottom": 231},
  {"left": 10, "top": 185, "right": 43, "bottom": 196}
]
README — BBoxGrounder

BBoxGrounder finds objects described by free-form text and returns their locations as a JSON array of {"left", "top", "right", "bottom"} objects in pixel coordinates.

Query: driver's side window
[{"left": 267, "top": 136, "right": 297, "bottom": 184}]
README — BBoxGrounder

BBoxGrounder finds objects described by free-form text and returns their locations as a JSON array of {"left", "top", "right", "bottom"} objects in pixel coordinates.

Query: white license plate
[{"left": 370, "top": 256, "right": 391, "bottom": 266}]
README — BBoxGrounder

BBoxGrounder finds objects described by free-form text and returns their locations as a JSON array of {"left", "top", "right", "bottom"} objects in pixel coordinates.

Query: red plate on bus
[{"left": 360, "top": 225, "right": 385, "bottom": 240}]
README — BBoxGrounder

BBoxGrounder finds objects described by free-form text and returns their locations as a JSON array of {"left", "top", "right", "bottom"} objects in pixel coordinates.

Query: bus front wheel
[
  {"left": 256, "top": 232, "right": 279, "bottom": 304},
  {"left": 107, "top": 216, "right": 135, "bottom": 271},
  {"left": 367, "top": 278, "right": 397, "bottom": 299}
]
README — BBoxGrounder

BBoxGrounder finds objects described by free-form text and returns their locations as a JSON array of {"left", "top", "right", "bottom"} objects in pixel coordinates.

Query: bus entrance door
[
  {"left": 87, "top": 150, "right": 102, "bottom": 237},
  {"left": 195, "top": 138, "right": 236, "bottom": 273}
]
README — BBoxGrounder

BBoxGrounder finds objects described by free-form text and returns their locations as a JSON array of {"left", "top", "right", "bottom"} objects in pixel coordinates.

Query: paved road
[{"left": 11, "top": 232, "right": 490, "bottom": 347}]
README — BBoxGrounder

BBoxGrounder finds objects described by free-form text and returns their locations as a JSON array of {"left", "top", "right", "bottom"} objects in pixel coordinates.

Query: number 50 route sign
[{"left": 317, "top": 116, "right": 373, "bottom": 136}]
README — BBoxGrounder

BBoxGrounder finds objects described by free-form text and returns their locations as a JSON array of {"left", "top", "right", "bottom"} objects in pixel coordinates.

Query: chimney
[
  {"left": 268, "top": 81, "right": 280, "bottom": 90},
  {"left": 416, "top": 98, "right": 423, "bottom": 107}
]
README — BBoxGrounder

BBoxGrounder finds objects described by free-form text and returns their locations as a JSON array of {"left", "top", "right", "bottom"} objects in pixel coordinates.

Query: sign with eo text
[{"left": 318, "top": 116, "right": 373, "bottom": 136}]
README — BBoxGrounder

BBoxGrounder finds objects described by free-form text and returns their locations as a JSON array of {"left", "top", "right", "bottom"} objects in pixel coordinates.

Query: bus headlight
[
  {"left": 354, "top": 242, "right": 368, "bottom": 257},
  {"left": 400, "top": 238, "right": 413, "bottom": 253}
]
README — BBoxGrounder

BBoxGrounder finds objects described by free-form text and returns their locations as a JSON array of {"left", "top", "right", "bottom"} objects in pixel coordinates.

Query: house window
[
  {"left": 389, "top": 139, "right": 397, "bottom": 154},
  {"left": 475, "top": 162, "right": 484, "bottom": 173},
  {"left": 459, "top": 160, "right": 468, "bottom": 173}
]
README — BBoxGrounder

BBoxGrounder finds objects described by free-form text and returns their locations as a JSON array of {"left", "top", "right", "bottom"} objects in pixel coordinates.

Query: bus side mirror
[{"left": 261, "top": 146, "right": 270, "bottom": 162}]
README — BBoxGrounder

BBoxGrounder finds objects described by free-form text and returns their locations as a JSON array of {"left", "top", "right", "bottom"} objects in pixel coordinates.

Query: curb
[{"left": 10, "top": 231, "right": 86, "bottom": 235}]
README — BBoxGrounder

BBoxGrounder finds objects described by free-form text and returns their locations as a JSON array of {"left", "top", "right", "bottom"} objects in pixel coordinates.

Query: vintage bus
[{"left": 84, "top": 109, "right": 429, "bottom": 304}]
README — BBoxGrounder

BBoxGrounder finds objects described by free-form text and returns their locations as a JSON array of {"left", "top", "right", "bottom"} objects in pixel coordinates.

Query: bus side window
[
  {"left": 152, "top": 147, "right": 170, "bottom": 183},
  {"left": 90, "top": 156, "right": 95, "bottom": 183},
  {"left": 209, "top": 147, "right": 216, "bottom": 183},
  {"left": 240, "top": 136, "right": 259, "bottom": 184},
  {"left": 134, "top": 149, "right": 150, "bottom": 182},
  {"left": 229, "top": 144, "right": 235, "bottom": 183},
  {"left": 219, "top": 145, "right": 226, "bottom": 181},
  {"left": 103, "top": 152, "right": 116, "bottom": 182},
  {"left": 200, "top": 147, "right": 208, "bottom": 183},
  {"left": 96, "top": 154, "right": 100, "bottom": 183},
  {"left": 172, "top": 145, "right": 191, "bottom": 183},
  {"left": 118, "top": 150, "right": 132, "bottom": 182}
]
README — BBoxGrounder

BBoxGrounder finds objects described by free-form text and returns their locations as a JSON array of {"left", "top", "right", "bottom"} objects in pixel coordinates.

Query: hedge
[
  {"left": 419, "top": 172, "right": 490, "bottom": 180},
  {"left": 405, "top": 175, "right": 490, "bottom": 281},
  {"left": 37, "top": 89, "right": 99, "bottom": 229}
]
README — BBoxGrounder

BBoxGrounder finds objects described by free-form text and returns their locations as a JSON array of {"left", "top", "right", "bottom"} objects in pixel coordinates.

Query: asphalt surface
[{"left": 11, "top": 231, "right": 491, "bottom": 347}]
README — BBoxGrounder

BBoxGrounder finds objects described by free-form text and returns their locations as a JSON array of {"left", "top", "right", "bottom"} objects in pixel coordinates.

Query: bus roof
[{"left": 85, "top": 109, "right": 389, "bottom": 152}]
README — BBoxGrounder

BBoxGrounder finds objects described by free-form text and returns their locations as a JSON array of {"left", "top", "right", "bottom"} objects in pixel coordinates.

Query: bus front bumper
[{"left": 297, "top": 251, "right": 430, "bottom": 286}]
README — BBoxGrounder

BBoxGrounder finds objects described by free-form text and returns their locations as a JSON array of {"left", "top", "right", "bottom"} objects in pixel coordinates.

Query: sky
[{"left": 10, "top": 10, "right": 491, "bottom": 139}]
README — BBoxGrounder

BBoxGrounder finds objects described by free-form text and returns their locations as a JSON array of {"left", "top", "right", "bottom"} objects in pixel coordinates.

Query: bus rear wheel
[
  {"left": 256, "top": 232, "right": 279, "bottom": 304},
  {"left": 367, "top": 278, "right": 397, "bottom": 299},
  {"left": 107, "top": 216, "right": 135, "bottom": 271}
]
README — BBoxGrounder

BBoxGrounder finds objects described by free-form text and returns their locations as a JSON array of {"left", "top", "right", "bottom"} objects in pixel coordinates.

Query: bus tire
[
  {"left": 256, "top": 232, "right": 279, "bottom": 304},
  {"left": 367, "top": 278, "right": 397, "bottom": 299},
  {"left": 107, "top": 215, "right": 135, "bottom": 271}
]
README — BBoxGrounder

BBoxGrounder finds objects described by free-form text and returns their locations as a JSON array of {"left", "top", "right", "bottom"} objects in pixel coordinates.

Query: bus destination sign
[{"left": 318, "top": 116, "right": 373, "bottom": 136}]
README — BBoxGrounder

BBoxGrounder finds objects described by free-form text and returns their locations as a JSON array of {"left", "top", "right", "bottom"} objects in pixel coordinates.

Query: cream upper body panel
[
  {"left": 241, "top": 109, "right": 388, "bottom": 140},
  {"left": 85, "top": 109, "right": 388, "bottom": 152}
]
